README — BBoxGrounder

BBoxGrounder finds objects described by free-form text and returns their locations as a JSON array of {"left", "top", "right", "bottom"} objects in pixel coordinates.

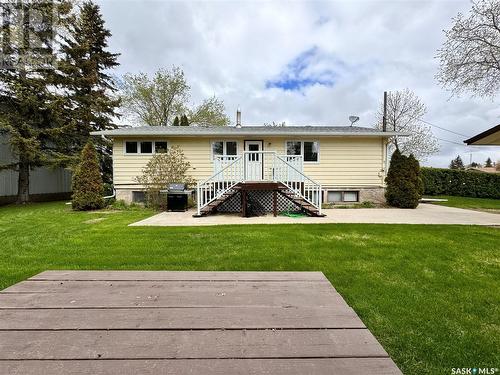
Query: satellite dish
[{"left": 349, "top": 116, "right": 360, "bottom": 126}]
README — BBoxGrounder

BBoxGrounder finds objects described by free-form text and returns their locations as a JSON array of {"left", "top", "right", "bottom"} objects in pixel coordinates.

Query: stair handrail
[
  {"left": 197, "top": 155, "right": 244, "bottom": 215},
  {"left": 275, "top": 154, "right": 322, "bottom": 215}
]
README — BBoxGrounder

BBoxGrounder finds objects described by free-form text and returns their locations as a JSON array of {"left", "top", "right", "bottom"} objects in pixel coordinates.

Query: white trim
[
  {"left": 284, "top": 140, "right": 320, "bottom": 164},
  {"left": 123, "top": 140, "right": 168, "bottom": 155},
  {"left": 210, "top": 140, "right": 239, "bottom": 161}
]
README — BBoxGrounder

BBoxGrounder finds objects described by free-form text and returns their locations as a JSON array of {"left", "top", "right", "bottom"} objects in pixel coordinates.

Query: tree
[
  {"left": 375, "top": 89, "right": 439, "bottom": 161},
  {"left": 436, "top": 0, "right": 500, "bottom": 97},
  {"left": 469, "top": 161, "right": 482, "bottom": 168},
  {"left": 188, "top": 96, "right": 230, "bottom": 126},
  {"left": 449, "top": 155, "right": 465, "bottom": 169},
  {"left": 0, "top": 0, "right": 74, "bottom": 203},
  {"left": 385, "top": 149, "right": 422, "bottom": 209},
  {"left": 180, "top": 114, "right": 189, "bottom": 126},
  {"left": 135, "top": 145, "right": 195, "bottom": 209},
  {"left": 71, "top": 142, "right": 105, "bottom": 210},
  {"left": 172, "top": 116, "right": 180, "bottom": 126},
  {"left": 485, "top": 157, "right": 493, "bottom": 167},
  {"left": 59, "top": 1, "right": 120, "bottom": 183},
  {"left": 120, "top": 66, "right": 230, "bottom": 126}
]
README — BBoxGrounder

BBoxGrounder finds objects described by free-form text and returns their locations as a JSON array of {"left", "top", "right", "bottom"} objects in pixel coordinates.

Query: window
[
  {"left": 286, "top": 141, "right": 319, "bottom": 162},
  {"left": 212, "top": 141, "right": 237, "bottom": 159},
  {"left": 155, "top": 141, "right": 168, "bottom": 153},
  {"left": 140, "top": 141, "right": 153, "bottom": 154},
  {"left": 304, "top": 141, "right": 319, "bottom": 162},
  {"left": 125, "top": 141, "right": 168, "bottom": 154},
  {"left": 286, "top": 141, "right": 301, "bottom": 156},
  {"left": 132, "top": 191, "right": 146, "bottom": 203},
  {"left": 327, "top": 191, "right": 359, "bottom": 203},
  {"left": 125, "top": 141, "right": 138, "bottom": 154}
]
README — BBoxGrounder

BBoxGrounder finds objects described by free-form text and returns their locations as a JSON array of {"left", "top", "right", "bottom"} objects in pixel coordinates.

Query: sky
[{"left": 97, "top": 0, "right": 500, "bottom": 167}]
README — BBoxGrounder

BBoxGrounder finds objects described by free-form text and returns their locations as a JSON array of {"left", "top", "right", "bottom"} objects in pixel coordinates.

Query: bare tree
[
  {"left": 436, "top": 0, "right": 500, "bottom": 97},
  {"left": 375, "top": 89, "right": 439, "bottom": 161}
]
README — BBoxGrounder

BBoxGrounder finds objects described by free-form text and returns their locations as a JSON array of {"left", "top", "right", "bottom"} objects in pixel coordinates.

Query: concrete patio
[{"left": 130, "top": 203, "right": 500, "bottom": 227}]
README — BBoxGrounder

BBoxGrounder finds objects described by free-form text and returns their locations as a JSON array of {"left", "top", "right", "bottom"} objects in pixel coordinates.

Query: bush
[
  {"left": 135, "top": 145, "right": 195, "bottom": 210},
  {"left": 421, "top": 167, "right": 500, "bottom": 198},
  {"left": 385, "top": 149, "right": 422, "bottom": 208},
  {"left": 72, "top": 142, "right": 105, "bottom": 211}
]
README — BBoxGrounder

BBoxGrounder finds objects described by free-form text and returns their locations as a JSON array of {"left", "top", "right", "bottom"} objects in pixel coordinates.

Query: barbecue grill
[{"left": 165, "top": 183, "right": 193, "bottom": 212}]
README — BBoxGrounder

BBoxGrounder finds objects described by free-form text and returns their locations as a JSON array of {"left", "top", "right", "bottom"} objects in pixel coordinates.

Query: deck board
[{"left": 0, "top": 271, "right": 402, "bottom": 374}]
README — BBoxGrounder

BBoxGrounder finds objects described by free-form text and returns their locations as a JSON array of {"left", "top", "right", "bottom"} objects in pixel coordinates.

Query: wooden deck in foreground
[{"left": 0, "top": 271, "right": 402, "bottom": 375}]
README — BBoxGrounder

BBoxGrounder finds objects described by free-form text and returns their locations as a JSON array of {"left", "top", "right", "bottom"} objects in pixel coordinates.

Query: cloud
[
  {"left": 265, "top": 47, "right": 336, "bottom": 91},
  {"left": 97, "top": 0, "right": 500, "bottom": 167}
]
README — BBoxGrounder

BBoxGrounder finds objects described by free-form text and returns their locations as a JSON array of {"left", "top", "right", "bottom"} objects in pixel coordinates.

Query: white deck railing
[{"left": 197, "top": 151, "right": 322, "bottom": 215}]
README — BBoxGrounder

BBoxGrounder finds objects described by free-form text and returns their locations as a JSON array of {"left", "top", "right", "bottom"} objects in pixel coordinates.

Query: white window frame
[
  {"left": 123, "top": 140, "right": 168, "bottom": 155},
  {"left": 285, "top": 140, "right": 320, "bottom": 163},
  {"left": 211, "top": 140, "right": 239, "bottom": 161},
  {"left": 326, "top": 190, "right": 359, "bottom": 203}
]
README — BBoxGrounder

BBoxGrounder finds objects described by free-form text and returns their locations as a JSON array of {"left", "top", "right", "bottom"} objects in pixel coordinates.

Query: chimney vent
[{"left": 236, "top": 108, "right": 241, "bottom": 128}]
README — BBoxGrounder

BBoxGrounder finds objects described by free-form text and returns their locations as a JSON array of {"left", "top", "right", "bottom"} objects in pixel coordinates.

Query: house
[
  {"left": 92, "top": 121, "right": 404, "bottom": 216},
  {"left": 0, "top": 135, "right": 72, "bottom": 205},
  {"left": 464, "top": 124, "right": 500, "bottom": 146}
]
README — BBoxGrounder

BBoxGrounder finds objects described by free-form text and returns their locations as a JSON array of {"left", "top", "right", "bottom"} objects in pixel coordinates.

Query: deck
[{"left": 0, "top": 271, "right": 402, "bottom": 374}]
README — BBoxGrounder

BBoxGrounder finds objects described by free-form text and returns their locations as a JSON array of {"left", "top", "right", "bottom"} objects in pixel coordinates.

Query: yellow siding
[{"left": 112, "top": 136, "right": 386, "bottom": 188}]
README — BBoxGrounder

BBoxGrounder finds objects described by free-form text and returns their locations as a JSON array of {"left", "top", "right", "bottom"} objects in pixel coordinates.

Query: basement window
[{"left": 327, "top": 191, "right": 359, "bottom": 203}]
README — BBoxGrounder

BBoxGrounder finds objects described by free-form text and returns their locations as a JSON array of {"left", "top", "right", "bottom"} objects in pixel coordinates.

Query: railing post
[{"left": 197, "top": 182, "right": 201, "bottom": 216}]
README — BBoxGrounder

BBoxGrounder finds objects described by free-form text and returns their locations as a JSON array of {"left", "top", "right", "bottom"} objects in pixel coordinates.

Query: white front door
[{"left": 244, "top": 140, "right": 263, "bottom": 181}]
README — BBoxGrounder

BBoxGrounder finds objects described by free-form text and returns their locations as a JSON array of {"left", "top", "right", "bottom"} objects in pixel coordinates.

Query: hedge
[{"left": 421, "top": 167, "right": 500, "bottom": 199}]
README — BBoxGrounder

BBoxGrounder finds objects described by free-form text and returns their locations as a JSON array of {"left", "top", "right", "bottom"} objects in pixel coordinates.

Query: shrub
[
  {"left": 135, "top": 145, "right": 195, "bottom": 210},
  {"left": 421, "top": 167, "right": 500, "bottom": 198},
  {"left": 72, "top": 142, "right": 105, "bottom": 211},
  {"left": 385, "top": 149, "right": 422, "bottom": 208}
]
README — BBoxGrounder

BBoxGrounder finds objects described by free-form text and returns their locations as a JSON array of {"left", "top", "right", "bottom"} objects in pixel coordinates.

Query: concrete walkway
[{"left": 129, "top": 203, "right": 500, "bottom": 227}]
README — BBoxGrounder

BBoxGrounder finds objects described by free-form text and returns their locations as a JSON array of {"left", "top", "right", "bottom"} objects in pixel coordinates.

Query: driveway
[{"left": 130, "top": 203, "right": 500, "bottom": 227}]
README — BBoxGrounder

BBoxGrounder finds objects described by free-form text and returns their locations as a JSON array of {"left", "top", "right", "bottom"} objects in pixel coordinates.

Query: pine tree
[
  {"left": 485, "top": 157, "right": 493, "bottom": 167},
  {"left": 0, "top": 1, "right": 74, "bottom": 203},
  {"left": 449, "top": 155, "right": 465, "bottom": 170},
  {"left": 60, "top": 0, "right": 120, "bottom": 183},
  {"left": 72, "top": 142, "right": 105, "bottom": 210},
  {"left": 385, "top": 149, "right": 422, "bottom": 208},
  {"left": 172, "top": 116, "right": 180, "bottom": 126},
  {"left": 180, "top": 114, "right": 189, "bottom": 126}
]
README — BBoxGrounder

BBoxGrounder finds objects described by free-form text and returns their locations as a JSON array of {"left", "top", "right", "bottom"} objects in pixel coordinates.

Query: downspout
[{"left": 104, "top": 187, "right": 116, "bottom": 200}]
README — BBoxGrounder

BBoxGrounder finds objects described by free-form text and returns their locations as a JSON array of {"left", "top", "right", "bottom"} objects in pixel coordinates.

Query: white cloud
[{"left": 97, "top": 0, "right": 500, "bottom": 167}]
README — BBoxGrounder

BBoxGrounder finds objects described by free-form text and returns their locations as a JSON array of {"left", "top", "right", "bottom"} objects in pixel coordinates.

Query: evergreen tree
[
  {"left": 449, "top": 155, "right": 465, "bottom": 170},
  {"left": 485, "top": 157, "right": 493, "bottom": 167},
  {"left": 72, "top": 142, "right": 105, "bottom": 210},
  {"left": 172, "top": 116, "right": 180, "bottom": 126},
  {"left": 60, "top": 0, "right": 120, "bottom": 183},
  {"left": 0, "top": 1, "right": 74, "bottom": 203},
  {"left": 180, "top": 114, "right": 189, "bottom": 126},
  {"left": 385, "top": 149, "right": 422, "bottom": 208}
]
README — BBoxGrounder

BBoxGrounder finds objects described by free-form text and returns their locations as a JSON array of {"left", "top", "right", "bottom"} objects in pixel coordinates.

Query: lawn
[
  {"left": 0, "top": 202, "right": 499, "bottom": 375},
  {"left": 425, "top": 195, "right": 500, "bottom": 212}
]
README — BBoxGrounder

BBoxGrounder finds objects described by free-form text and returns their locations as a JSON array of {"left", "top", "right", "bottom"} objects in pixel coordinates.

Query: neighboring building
[
  {"left": 0, "top": 135, "right": 72, "bottom": 205},
  {"left": 464, "top": 124, "right": 500, "bottom": 145},
  {"left": 92, "top": 124, "right": 405, "bottom": 216}
]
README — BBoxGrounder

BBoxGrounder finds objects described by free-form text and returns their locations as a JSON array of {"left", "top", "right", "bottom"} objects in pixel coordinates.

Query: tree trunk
[{"left": 17, "top": 157, "right": 30, "bottom": 204}]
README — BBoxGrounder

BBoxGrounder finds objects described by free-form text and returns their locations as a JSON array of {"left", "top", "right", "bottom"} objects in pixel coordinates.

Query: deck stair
[{"left": 195, "top": 151, "right": 323, "bottom": 217}]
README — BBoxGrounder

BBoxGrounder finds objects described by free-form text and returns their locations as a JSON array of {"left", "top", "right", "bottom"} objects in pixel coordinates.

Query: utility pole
[{"left": 382, "top": 91, "right": 387, "bottom": 132}]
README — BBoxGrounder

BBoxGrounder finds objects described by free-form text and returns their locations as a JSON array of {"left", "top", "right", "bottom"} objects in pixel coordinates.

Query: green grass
[
  {"left": 1, "top": 201, "right": 499, "bottom": 374},
  {"left": 425, "top": 195, "right": 500, "bottom": 212}
]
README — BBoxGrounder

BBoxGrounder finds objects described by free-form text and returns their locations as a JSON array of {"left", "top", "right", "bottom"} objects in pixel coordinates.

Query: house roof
[
  {"left": 91, "top": 125, "right": 407, "bottom": 137},
  {"left": 464, "top": 124, "right": 500, "bottom": 145}
]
